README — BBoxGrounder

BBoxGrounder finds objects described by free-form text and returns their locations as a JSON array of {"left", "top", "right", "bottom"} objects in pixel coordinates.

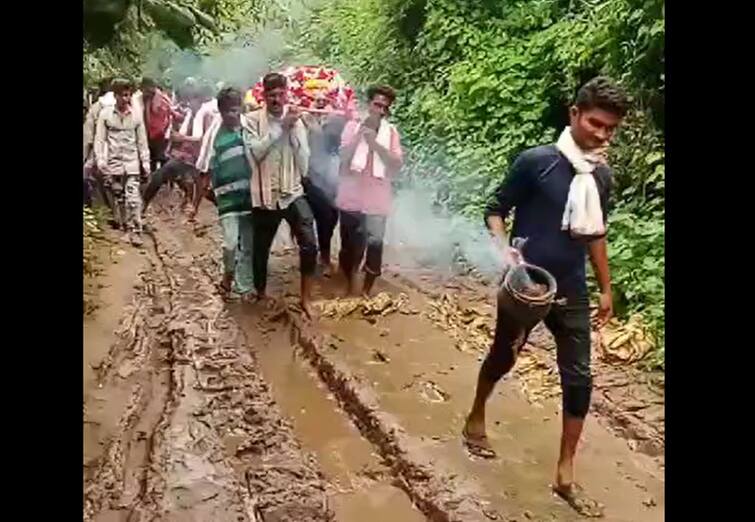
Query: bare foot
[
  {"left": 300, "top": 299, "right": 316, "bottom": 321},
  {"left": 552, "top": 483, "right": 604, "bottom": 518},
  {"left": 462, "top": 418, "right": 496, "bottom": 459},
  {"left": 219, "top": 274, "right": 233, "bottom": 295}
]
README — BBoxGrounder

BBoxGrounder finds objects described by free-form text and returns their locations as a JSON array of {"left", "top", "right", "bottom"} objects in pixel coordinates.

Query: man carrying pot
[{"left": 462, "top": 77, "right": 628, "bottom": 518}]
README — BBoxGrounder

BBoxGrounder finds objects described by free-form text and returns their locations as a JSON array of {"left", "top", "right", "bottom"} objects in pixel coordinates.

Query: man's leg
[
  {"left": 110, "top": 176, "right": 127, "bottom": 233},
  {"left": 306, "top": 184, "right": 335, "bottom": 269},
  {"left": 338, "top": 210, "right": 366, "bottom": 296},
  {"left": 143, "top": 159, "right": 184, "bottom": 211},
  {"left": 218, "top": 214, "right": 240, "bottom": 293},
  {"left": 124, "top": 175, "right": 144, "bottom": 246},
  {"left": 362, "top": 214, "right": 387, "bottom": 297},
  {"left": 190, "top": 171, "right": 212, "bottom": 220},
  {"left": 544, "top": 295, "right": 602, "bottom": 517},
  {"left": 251, "top": 208, "right": 282, "bottom": 299},
  {"left": 175, "top": 165, "right": 197, "bottom": 212},
  {"left": 285, "top": 197, "right": 319, "bottom": 318},
  {"left": 463, "top": 312, "right": 531, "bottom": 458},
  {"left": 234, "top": 213, "right": 255, "bottom": 297}
]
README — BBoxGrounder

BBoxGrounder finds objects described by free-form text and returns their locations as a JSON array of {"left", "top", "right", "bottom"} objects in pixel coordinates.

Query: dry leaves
[
  {"left": 424, "top": 293, "right": 493, "bottom": 354},
  {"left": 317, "top": 292, "right": 411, "bottom": 320},
  {"left": 595, "top": 315, "right": 655, "bottom": 364}
]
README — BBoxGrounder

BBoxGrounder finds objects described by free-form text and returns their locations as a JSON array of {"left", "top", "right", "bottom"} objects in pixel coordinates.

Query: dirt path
[{"left": 83, "top": 193, "right": 664, "bottom": 521}]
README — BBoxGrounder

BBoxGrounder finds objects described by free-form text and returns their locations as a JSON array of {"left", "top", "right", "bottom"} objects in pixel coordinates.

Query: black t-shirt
[{"left": 484, "top": 145, "right": 613, "bottom": 297}]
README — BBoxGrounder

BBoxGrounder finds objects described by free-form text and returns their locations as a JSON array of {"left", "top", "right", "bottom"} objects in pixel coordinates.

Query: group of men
[
  {"left": 83, "top": 70, "right": 630, "bottom": 516},
  {"left": 83, "top": 72, "right": 403, "bottom": 319}
]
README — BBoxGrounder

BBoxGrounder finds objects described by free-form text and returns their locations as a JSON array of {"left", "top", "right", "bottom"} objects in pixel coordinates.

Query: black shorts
[{"left": 484, "top": 293, "right": 592, "bottom": 389}]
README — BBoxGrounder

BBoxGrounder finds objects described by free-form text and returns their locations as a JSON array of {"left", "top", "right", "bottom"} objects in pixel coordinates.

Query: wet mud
[{"left": 84, "top": 192, "right": 664, "bottom": 522}]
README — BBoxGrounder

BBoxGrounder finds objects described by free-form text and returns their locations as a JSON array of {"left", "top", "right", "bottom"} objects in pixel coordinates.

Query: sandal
[
  {"left": 462, "top": 426, "right": 497, "bottom": 459},
  {"left": 552, "top": 483, "right": 605, "bottom": 518}
]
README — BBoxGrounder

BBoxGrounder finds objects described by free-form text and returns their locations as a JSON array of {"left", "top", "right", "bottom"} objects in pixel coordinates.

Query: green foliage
[{"left": 304, "top": 0, "right": 665, "bottom": 366}]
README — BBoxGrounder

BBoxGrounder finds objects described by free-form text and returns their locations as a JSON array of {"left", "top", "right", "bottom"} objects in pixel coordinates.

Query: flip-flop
[
  {"left": 462, "top": 426, "right": 497, "bottom": 459},
  {"left": 552, "top": 483, "right": 605, "bottom": 518}
]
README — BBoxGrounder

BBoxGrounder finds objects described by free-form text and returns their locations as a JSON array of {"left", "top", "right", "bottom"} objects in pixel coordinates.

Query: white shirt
[{"left": 192, "top": 99, "right": 219, "bottom": 139}]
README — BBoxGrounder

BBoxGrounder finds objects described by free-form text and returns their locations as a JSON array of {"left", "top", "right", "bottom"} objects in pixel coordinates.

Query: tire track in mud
[{"left": 84, "top": 205, "right": 333, "bottom": 521}]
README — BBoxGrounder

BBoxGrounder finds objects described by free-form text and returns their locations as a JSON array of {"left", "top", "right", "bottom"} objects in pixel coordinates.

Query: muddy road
[{"left": 83, "top": 193, "right": 664, "bottom": 521}]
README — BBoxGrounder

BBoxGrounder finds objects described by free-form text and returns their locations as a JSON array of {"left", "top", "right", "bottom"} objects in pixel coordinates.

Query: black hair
[
  {"left": 367, "top": 84, "right": 396, "bottom": 104},
  {"left": 217, "top": 87, "right": 243, "bottom": 113},
  {"left": 262, "top": 72, "right": 287, "bottom": 91},
  {"left": 111, "top": 78, "right": 133, "bottom": 95},
  {"left": 141, "top": 77, "right": 157, "bottom": 89},
  {"left": 575, "top": 76, "right": 629, "bottom": 118},
  {"left": 98, "top": 77, "right": 113, "bottom": 97}
]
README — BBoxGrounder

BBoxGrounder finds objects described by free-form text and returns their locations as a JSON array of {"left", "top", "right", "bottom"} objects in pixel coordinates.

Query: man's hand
[
  {"left": 593, "top": 291, "right": 614, "bottom": 329},
  {"left": 141, "top": 165, "right": 151, "bottom": 181},
  {"left": 282, "top": 106, "right": 301, "bottom": 130},
  {"left": 362, "top": 127, "right": 377, "bottom": 146}
]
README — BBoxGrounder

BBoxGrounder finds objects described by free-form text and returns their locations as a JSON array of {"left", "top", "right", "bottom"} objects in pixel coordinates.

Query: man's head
[
  {"left": 569, "top": 76, "right": 629, "bottom": 151},
  {"left": 141, "top": 77, "right": 158, "bottom": 100},
  {"left": 262, "top": 73, "right": 288, "bottom": 117},
  {"left": 111, "top": 78, "right": 133, "bottom": 111},
  {"left": 98, "top": 77, "right": 113, "bottom": 98},
  {"left": 217, "top": 87, "right": 243, "bottom": 129},
  {"left": 366, "top": 85, "right": 396, "bottom": 123}
]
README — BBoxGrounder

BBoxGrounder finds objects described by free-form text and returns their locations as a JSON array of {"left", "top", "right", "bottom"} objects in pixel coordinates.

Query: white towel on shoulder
[
  {"left": 350, "top": 118, "right": 392, "bottom": 179},
  {"left": 556, "top": 127, "right": 606, "bottom": 238}
]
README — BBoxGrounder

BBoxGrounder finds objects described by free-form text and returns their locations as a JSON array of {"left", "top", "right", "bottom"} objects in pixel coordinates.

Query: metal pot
[{"left": 497, "top": 263, "right": 558, "bottom": 327}]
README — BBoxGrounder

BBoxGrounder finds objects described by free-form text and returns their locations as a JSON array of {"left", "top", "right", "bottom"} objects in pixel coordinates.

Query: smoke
[
  {"left": 383, "top": 180, "right": 514, "bottom": 281},
  {"left": 141, "top": 0, "right": 322, "bottom": 90}
]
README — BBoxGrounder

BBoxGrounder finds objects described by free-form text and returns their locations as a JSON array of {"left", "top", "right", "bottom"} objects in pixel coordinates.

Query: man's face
[
  {"left": 116, "top": 89, "right": 133, "bottom": 111},
  {"left": 264, "top": 86, "right": 287, "bottom": 117},
  {"left": 221, "top": 104, "right": 242, "bottom": 128},
  {"left": 189, "top": 96, "right": 203, "bottom": 112},
  {"left": 368, "top": 94, "right": 392, "bottom": 120},
  {"left": 142, "top": 85, "right": 156, "bottom": 100},
  {"left": 569, "top": 106, "right": 622, "bottom": 151}
]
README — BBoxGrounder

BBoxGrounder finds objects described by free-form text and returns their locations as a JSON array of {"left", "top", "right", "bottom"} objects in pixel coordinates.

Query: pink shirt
[{"left": 336, "top": 120, "right": 403, "bottom": 216}]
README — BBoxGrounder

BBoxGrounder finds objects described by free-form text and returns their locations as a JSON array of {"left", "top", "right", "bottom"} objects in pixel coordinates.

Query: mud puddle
[{"left": 230, "top": 302, "right": 425, "bottom": 522}]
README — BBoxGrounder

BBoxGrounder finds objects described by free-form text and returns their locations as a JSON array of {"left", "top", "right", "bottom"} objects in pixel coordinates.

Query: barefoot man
[
  {"left": 462, "top": 77, "right": 628, "bottom": 517},
  {"left": 243, "top": 72, "right": 317, "bottom": 318},
  {"left": 336, "top": 85, "right": 403, "bottom": 297}
]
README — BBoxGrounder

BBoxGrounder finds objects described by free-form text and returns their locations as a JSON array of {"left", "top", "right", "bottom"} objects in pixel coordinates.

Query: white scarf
[
  {"left": 556, "top": 127, "right": 606, "bottom": 239},
  {"left": 351, "top": 118, "right": 392, "bottom": 179},
  {"left": 100, "top": 92, "right": 115, "bottom": 108},
  {"left": 178, "top": 108, "right": 193, "bottom": 135}
]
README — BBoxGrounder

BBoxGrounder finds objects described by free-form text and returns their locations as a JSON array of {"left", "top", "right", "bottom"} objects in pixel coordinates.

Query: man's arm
[
  {"left": 588, "top": 238, "right": 613, "bottom": 327},
  {"left": 83, "top": 105, "right": 97, "bottom": 162},
  {"left": 364, "top": 127, "right": 403, "bottom": 172},
  {"left": 290, "top": 120, "right": 310, "bottom": 179},
  {"left": 94, "top": 111, "right": 109, "bottom": 172},
  {"left": 170, "top": 128, "right": 202, "bottom": 143},
  {"left": 135, "top": 117, "right": 151, "bottom": 174},
  {"left": 589, "top": 168, "right": 614, "bottom": 327},
  {"left": 484, "top": 152, "right": 534, "bottom": 246},
  {"left": 244, "top": 112, "right": 283, "bottom": 161}
]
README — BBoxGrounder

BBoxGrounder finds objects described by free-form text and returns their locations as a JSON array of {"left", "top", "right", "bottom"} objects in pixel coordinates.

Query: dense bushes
[{"left": 302, "top": 0, "right": 665, "bottom": 366}]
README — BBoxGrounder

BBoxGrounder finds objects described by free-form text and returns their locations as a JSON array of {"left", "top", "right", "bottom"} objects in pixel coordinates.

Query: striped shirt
[{"left": 211, "top": 127, "right": 253, "bottom": 217}]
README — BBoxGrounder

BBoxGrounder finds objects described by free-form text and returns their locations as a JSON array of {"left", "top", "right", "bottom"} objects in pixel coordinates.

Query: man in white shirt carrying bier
[{"left": 243, "top": 72, "right": 317, "bottom": 319}]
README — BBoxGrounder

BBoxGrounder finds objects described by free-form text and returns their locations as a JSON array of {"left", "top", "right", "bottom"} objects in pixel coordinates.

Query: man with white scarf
[
  {"left": 336, "top": 85, "right": 403, "bottom": 297},
  {"left": 462, "top": 77, "right": 628, "bottom": 517}
]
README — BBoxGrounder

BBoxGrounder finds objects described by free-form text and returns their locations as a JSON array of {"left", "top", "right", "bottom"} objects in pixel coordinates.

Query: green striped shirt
[{"left": 211, "top": 127, "right": 253, "bottom": 217}]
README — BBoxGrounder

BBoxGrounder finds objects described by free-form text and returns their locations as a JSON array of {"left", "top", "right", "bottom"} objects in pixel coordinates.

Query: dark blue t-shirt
[{"left": 484, "top": 145, "right": 613, "bottom": 297}]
